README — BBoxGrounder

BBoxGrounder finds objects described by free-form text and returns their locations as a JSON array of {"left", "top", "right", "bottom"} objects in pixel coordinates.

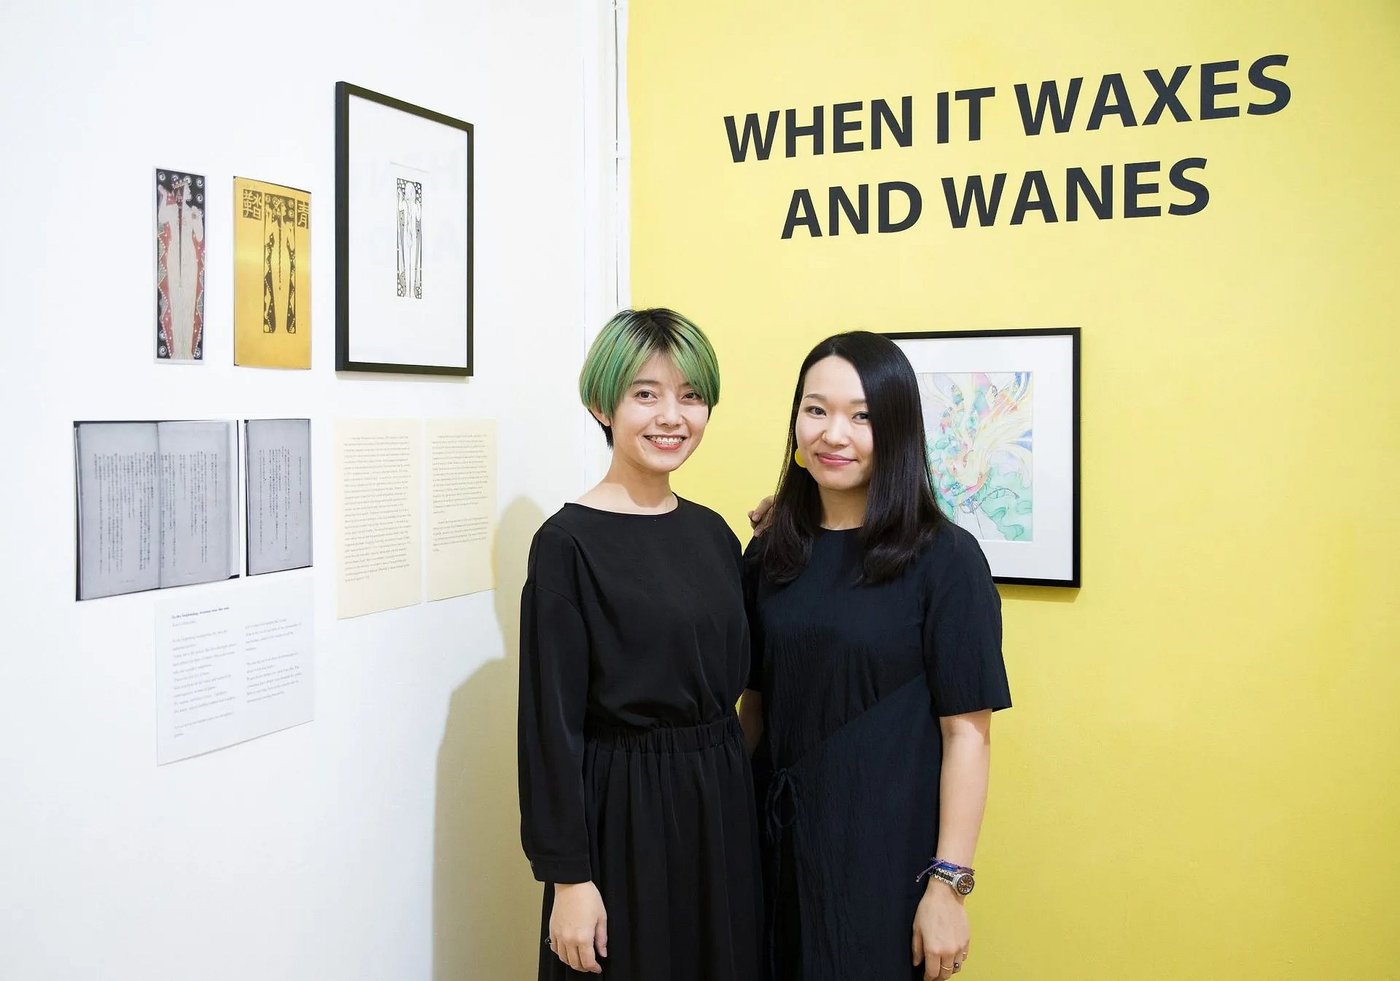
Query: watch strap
[{"left": 915, "top": 858, "right": 975, "bottom": 884}]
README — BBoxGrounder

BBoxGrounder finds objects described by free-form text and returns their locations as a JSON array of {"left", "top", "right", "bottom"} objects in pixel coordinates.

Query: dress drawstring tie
[{"left": 763, "top": 766, "right": 801, "bottom": 979}]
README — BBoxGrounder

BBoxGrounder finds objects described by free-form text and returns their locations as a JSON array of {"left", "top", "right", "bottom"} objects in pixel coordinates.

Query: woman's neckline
[{"left": 566, "top": 494, "right": 684, "bottom": 517}]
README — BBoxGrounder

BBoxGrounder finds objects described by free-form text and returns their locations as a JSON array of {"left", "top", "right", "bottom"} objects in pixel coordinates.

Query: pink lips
[
  {"left": 645, "top": 435, "right": 686, "bottom": 452},
  {"left": 814, "top": 453, "right": 854, "bottom": 467}
]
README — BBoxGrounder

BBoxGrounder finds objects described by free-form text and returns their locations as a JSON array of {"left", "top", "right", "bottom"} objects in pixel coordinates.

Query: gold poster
[{"left": 233, "top": 177, "right": 311, "bottom": 368}]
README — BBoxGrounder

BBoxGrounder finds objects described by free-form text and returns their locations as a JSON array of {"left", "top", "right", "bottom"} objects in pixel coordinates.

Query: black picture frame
[
  {"left": 885, "top": 327, "right": 1081, "bottom": 588},
  {"left": 335, "top": 82, "right": 474, "bottom": 375}
]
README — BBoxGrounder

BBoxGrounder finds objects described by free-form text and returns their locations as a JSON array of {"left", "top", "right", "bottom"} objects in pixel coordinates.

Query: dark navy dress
[
  {"left": 518, "top": 499, "right": 764, "bottom": 981},
  {"left": 746, "top": 523, "right": 1011, "bottom": 981}
]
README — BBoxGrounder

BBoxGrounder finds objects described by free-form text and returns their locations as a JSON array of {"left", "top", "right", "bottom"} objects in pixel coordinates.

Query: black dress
[
  {"left": 745, "top": 523, "right": 1011, "bottom": 981},
  {"left": 518, "top": 499, "right": 764, "bottom": 981}
]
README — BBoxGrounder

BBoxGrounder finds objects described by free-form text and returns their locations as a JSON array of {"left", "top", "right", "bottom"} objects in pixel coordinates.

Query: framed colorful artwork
[
  {"left": 335, "top": 82, "right": 474, "bottom": 375},
  {"left": 887, "top": 327, "right": 1081, "bottom": 587},
  {"left": 155, "top": 168, "right": 206, "bottom": 363}
]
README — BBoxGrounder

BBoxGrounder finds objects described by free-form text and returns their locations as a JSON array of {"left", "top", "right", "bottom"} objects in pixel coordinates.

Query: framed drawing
[
  {"left": 335, "top": 82, "right": 473, "bottom": 375},
  {"left": 887, "top": 328, "right": 1080, "bottom": 587}
]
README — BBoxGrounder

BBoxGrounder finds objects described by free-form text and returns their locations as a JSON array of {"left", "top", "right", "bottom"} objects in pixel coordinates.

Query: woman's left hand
[
  {"left": 747, "top": 495, "right": 775, "bottom": 533},
  {"left": 912, "top": 883, "right": 971, "bottom": 980}
]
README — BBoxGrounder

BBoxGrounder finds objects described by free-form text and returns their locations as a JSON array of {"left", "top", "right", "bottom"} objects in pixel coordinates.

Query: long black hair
[{"left": 762, "top": 331, "right": 945, "bottom": 585}]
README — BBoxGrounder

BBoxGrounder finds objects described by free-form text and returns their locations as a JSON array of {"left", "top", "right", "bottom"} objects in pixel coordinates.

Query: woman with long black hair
[{"left": 740, "top": 331, "right": 1011, "bottom": 981}]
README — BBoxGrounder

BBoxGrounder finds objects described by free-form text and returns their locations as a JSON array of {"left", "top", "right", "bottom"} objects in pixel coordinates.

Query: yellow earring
[{"left": 793, "top": 449, "right": 807, "bottom": 469}]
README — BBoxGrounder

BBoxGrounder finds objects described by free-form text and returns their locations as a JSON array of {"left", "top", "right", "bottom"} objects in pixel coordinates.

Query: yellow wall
[{"left": 629, "top": 3, "right": 1400, "bottom": 978}]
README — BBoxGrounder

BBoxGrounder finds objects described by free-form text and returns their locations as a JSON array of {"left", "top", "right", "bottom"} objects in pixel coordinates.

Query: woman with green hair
[{"left": 517, "top": 308, "right": 762, "bottom": 980}]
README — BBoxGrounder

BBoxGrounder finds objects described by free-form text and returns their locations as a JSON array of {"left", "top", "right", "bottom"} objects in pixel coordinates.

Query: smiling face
[
  {"left": 796, "top": 355, "right": 874, "bottom": 495},
  {"left": 593, "top": 352, "right": 710, "bottom": 476}
]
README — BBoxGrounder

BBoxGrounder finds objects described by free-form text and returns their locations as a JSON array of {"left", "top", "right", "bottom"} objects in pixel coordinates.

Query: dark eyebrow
[{"left": 802, "top": 393, "right": 866, "bottom": 405}]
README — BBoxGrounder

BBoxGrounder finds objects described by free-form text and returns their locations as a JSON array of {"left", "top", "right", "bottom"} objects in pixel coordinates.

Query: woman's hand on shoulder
[
  {"left": 549, "top": 881, "right": 608, "bottom": 974},
  {"left": 747, "top": 495, "right": 775, "bottom": 534},
  {"left": 912, "top": 882, "right": 971, "bottom": 980}
]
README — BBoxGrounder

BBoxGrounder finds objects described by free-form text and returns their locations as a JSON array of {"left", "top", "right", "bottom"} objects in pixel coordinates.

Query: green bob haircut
[{"left": 579, "top": 308, "right": 721, "bottom": 447}]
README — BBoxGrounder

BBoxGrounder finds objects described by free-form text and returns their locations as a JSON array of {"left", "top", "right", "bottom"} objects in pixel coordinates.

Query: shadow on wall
[{"left": 433, "top": 496, "right": 546, "bottom": 981}]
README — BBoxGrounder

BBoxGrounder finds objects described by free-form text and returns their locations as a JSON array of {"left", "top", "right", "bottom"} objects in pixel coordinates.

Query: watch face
[{"left": 955, "top": 875, "right": 975, "bottom": 896}]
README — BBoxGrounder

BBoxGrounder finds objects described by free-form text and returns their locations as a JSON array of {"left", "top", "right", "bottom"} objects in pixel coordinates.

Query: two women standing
[{"left": 517, "top": 311, "right": 1010, "bottom": 980}]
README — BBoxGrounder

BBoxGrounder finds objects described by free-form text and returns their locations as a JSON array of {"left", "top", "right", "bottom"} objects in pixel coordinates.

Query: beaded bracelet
[{"left": 915, "top": 858, "right": 974, "bottom": 884}]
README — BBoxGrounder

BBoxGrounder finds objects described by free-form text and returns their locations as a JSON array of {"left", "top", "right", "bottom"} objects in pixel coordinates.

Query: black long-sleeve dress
[
  {"left": 518, "top": 499, "right": 763, "bottom": 981},
  {"left": 746, "top": 523, "right": 1011, "bottom": 981}
]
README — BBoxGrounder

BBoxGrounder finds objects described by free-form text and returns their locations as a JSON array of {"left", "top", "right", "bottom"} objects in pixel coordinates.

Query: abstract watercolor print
[
  {"left": 396, "top": 178, "right": 423, "bottom": 299},
  {"left": 918, "top": 371, "right": 1034, "bottom": 542},
  {"left": 155, "top": 169, "right": 206, "bottom": 361}
]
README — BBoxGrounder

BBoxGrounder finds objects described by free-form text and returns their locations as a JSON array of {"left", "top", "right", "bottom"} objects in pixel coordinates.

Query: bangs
[
  {"left": 659, "top": 326, "right": 720, "bottom": 407},
  {"left": 580, "top": 309, "right": 721, "bottom": 415}
]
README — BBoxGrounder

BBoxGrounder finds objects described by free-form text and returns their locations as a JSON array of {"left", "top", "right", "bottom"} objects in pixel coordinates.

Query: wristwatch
[{"left": 916, "top": 859, "right": 976, "bottom": 896}]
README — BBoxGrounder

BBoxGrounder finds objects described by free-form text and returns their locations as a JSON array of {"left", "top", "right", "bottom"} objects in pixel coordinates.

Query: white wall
[{"left": 0, "top": 1, "right": 617, "bottom": 978}]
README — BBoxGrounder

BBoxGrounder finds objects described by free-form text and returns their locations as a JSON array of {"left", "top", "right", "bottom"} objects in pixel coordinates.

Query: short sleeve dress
[
  {"left": 518, "top": 498, "right": 764, "bottom": 981},
  {"left": 745, "top": 522, "right": 1011, "bottom": 981}
]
